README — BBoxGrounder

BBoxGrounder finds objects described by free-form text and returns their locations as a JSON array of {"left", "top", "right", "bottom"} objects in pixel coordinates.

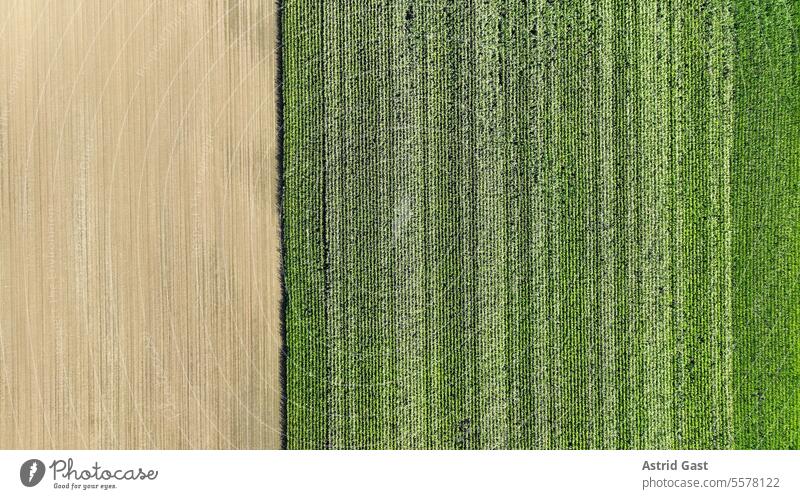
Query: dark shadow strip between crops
[{"left": 277, "top": 0, "right": 288, "bottom": 451}]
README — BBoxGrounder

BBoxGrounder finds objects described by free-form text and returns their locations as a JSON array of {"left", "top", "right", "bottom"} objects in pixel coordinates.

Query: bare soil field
[{"left": 0, "top": 0, "right": 281, "bottom": 449}]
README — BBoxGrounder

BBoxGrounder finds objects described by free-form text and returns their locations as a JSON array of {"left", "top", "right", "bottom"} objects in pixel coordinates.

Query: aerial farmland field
[
  {"left": 282, "top": 0, "right": 799, "bottom": 449},
  {"left": 0, "top": 0, "right": 282, "bottom": 449}
]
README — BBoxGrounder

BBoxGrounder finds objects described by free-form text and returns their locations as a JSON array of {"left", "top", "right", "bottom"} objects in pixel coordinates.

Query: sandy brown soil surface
[{"left": 0, "top": 0, "right": 281, "bottom": 449}]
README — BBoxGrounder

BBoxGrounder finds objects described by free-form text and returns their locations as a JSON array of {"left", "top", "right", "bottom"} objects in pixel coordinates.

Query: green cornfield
[{"left": 282, "top": 0, "right": 799, "bottom": 449}]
